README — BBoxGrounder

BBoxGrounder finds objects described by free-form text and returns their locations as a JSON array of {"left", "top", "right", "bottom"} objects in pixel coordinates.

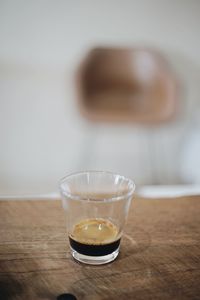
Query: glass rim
[{"left": 59, "top": 170, "right": 135, "bottom": 202}]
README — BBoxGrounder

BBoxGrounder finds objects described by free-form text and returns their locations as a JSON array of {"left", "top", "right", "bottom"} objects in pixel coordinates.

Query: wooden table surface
[{"left": 0, "top": 196, "right": 200, "bottom": 300}]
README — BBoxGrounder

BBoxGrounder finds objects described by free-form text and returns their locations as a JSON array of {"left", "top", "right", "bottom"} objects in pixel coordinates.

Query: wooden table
[{"left": 0, "top": 196, "right": 200, "bottom": 300}]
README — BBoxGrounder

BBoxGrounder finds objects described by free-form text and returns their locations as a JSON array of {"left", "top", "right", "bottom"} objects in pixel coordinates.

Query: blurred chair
[{"left": 77, "top": 47, "right": 177, "bottom": 124}]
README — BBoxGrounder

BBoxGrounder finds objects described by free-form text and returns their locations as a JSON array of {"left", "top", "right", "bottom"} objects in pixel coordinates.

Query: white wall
[{"left": 0, "top": 0, "right": 200, "bottom": 195}]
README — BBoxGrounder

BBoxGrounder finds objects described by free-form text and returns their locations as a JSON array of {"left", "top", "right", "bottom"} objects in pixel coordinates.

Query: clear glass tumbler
[{"left": 59, "top": 171, "right": 135, "bottom": 265}]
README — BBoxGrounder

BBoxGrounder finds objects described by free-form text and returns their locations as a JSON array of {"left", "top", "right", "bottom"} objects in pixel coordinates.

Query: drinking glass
[{"left": 59, "top": 171, "right": 135, "bottom": 265}]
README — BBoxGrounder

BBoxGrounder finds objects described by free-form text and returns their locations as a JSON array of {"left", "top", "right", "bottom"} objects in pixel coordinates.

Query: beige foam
[{"left": 70, "top": 218, "right": 119, "bottom": 245}]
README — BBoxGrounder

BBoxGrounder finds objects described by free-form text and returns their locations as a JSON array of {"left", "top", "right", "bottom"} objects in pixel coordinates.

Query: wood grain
[{"left": 0, "top": 196, "right": 200, "bottom": 300}]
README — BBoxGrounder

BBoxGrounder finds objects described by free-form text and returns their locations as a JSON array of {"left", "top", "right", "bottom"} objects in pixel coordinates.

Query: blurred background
[{"left": 0, "top": 0, "right": 200, "bottom": 196}]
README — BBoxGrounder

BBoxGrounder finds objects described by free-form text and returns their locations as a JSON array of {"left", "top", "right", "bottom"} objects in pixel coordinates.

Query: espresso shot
[
  {"left": 60, "top": 171, "right": 135, "bottom": 264},
  {"left": 69, "top": 218, "right": 121, "bottom": 256}
]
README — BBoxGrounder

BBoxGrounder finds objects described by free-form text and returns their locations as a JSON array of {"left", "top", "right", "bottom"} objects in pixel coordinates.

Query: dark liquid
[
  {"left": 69, "top": 218, "right": 120, "bottom": 256},
  {"left": 69, "top": 237, "right": 120, "bottom": 256}
]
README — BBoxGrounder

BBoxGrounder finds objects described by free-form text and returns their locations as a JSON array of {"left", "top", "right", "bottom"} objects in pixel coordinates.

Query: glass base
[{"left": 71, "top": 247, "right": 119, "bottom": 265}]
